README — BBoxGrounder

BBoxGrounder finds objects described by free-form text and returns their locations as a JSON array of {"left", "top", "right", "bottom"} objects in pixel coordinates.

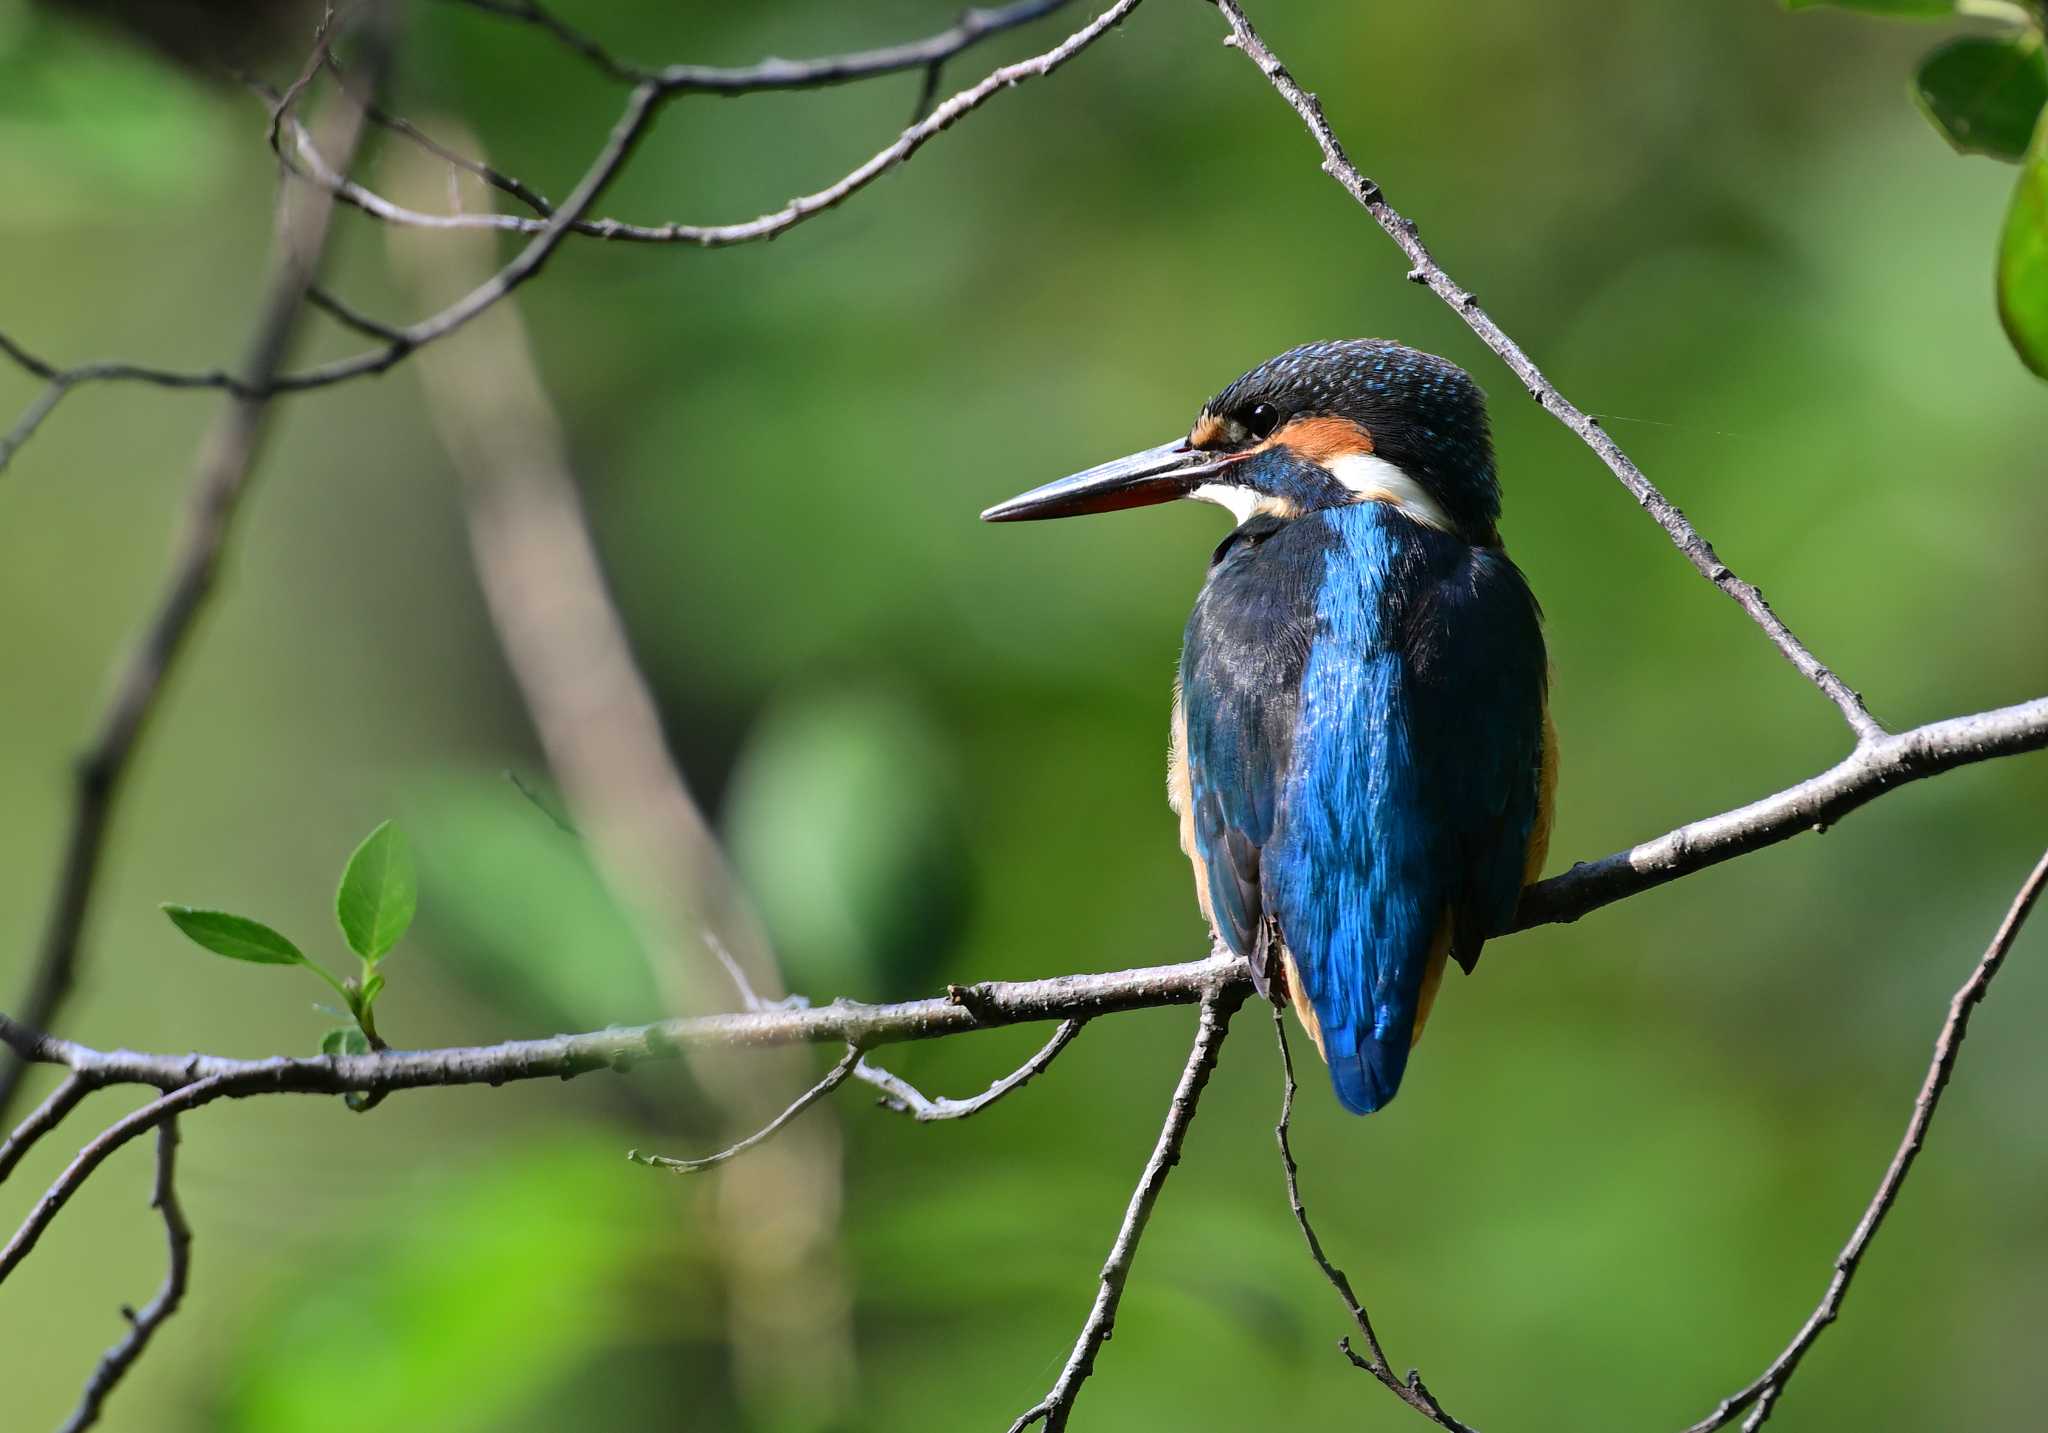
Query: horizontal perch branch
[{"left": 0, "top": 692, "right": 2041, "bottom": 1106}]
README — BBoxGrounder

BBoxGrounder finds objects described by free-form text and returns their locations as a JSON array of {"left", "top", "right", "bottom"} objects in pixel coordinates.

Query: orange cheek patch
[
  {"left": 1189, "top": 412, "right": 1229, "bottom": 448},
  {"left": 1266, "top": 414, "right": 1374, "bottom": 464}
]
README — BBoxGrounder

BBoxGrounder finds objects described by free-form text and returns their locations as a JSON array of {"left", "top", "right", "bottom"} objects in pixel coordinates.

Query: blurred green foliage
[
  {"left": 1, "top": 2, "right": 2045, "bottom": 1431},
  {"left": 1822, "top": 0, "right": 2048, "bottom": 374}
]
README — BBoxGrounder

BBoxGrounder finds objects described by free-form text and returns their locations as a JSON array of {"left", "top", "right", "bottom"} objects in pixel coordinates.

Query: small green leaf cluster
[
  {"left": 1790, "top": 0, "right": 2048, "bottom": 376},
  {"left": 162, "top": 821, "right": 417, "bottom": 1060}
]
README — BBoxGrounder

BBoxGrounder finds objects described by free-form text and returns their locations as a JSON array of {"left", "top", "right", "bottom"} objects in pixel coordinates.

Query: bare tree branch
[
  {"left": 275, "top": 0, "right": 1143, "bottom": 249},
  {"left": 0, "top": 376, "right": 68, "bottom": 475},
  {"left": 447, "top": 0, "right": 1075, "bottom": 94},
  {"left": 0, "top": 0, "right": 1141, "bottom": 476},
  {"left": 1512, "top": 696, "right": 2048, "bottom": 930},
  {"left": 0, "top": 23, "right": 386, "bottom": 1121},
  {"left": 303, "top": 284, "right": 407, "bottom": 344},
  {"left": 0, "top": 1076, "right": 230, "bottom": 1288},
  {"left": 1271, "top": 1010, "right": 1474, "bottom": 1432},
  {"left": 0, "top": 954, "right": 1242, "bottom": 1103},
  {"left": 0, "top": 689, "right": 2040, "bottom": 1111},
  {"left": 858, "top": 1019, "right": 1088, "bottom": 1121},
  {"left": 1009, "top": 983, "right": 1246, "bottom": 1433},
  {"left": 1208, "top": 0, "right": 1885, "bottom": 744},
  {"left": 1683, "top": 844, "right": 2048, "bottom": 1433},
  {"left": 57, "top": 1119, "right": 192, "bottom": 1433},
  {"left": 321, "top": 53, "right": 559, "bottom": 219},
  {"left": 628, "top": 1046, "right": 863, "bottom": 1174},
  {"left": 0, "top": 1074, "right": 90, "bottom": 1185}
]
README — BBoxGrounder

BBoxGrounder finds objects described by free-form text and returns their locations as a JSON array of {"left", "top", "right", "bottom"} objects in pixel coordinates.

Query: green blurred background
[{"left": 2, "top": 0, "right": 2045, "bottom": 1428}]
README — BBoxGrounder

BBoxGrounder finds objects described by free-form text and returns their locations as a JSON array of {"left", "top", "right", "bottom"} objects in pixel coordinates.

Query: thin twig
[
  {"left": 447, "top": 0, "right": 1073, "bottom": 94},
  {"left": 324, "top": 52, "right": 558, "bottom": 218},
  {"left": 0, "top": 1073, "right": 90, "bottom": 1185},
  {"left": 1683, "top": 844, "right": 2048, "bottom": 1433},
  {"left": 0, "top": 0, "right": 1139, "bottom": 467},
  {"left": 858, "top": 1019, "right": 1087, "bottom": 1121},
  {"left": 0, "top": 18, "right": 386, "bottom": 1122},
  {"left": 703, "top": 930, "right": 765, "bottom": 1012},
  {"left": 909, "top": 59, "right": 946, "bottom": 126},
  {"left": 57, "top": 1119, "right": 192, "bottom": 1433},
  {"left": 304, "top": 285, "right": 408, "bottom": 344},
  {"left": 275, "top": 0, "right": 1142, "bottom": 250},
  {"left": 1209, "top": 0, "right": 1884, "bottom": 744},
  {"left": 0, "top": 377, "right": 69, "bottom": 476},
  {"left": 435, "top": 0, "right": 642, "bottom": 84},
  {"left": 264, "top": 2, "right": 341, "bottom": 163},
  {"left": 1272, "top": 1010, "right": 1473, "bottom": 1432},
  {"left": 1009, "top": 984, "right": 1245, "bottom": 1432},
  {"left": 627, "top": 1046, "right": 863, "bottom": 1174},
  {"left": 0, "top": 1077, "right": 229, "bottom": 1288}
]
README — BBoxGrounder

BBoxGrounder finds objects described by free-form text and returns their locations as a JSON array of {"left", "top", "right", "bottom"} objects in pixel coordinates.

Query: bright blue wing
[{"left": 1257, "top": 507, "right": 1546, "bottom": 1114}]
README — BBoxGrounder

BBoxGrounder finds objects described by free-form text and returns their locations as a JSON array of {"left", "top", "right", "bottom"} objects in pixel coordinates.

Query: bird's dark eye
[{"left": 1244, "top": 401, "right": 1282, "bottom": 441}]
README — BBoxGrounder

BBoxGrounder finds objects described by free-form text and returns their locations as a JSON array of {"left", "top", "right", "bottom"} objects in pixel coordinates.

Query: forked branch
[{"left": 1009, "top": 984, "right": 1246, "bottom": 1432}]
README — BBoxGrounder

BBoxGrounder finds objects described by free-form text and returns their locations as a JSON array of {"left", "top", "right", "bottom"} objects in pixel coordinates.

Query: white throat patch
[
  {"left": 1326, "top": 452, "right": 1453, "bottom": 531},
  {"left": 1191, "top": 482, "right": 1261, "bottom": 526}
]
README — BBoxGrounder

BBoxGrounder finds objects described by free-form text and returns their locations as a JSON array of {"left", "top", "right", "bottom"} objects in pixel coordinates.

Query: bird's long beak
[{"left": 980, "top": 440, "right": 1245, "bottom": 522}]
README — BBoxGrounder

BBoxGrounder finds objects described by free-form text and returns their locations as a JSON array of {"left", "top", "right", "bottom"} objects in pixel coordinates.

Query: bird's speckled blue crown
[{"left": 1209, "top": 339, "right": 1501, "bottom": 539}]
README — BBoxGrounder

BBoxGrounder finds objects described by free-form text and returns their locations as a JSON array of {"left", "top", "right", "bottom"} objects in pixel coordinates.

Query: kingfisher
[{"left": 982, "top": 340, "right": 1556, "bottom": 1114}]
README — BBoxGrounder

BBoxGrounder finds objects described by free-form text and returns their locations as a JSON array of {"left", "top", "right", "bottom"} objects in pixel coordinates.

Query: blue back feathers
[{"left": 1181, "top": 503, "right": 1546, "bottom": 1114}]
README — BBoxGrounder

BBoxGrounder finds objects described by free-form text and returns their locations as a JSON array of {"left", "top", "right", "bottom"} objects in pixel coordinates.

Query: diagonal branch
[
  {"left": 0, "top": 1076, "right": 230, "bottom": 1288},
  {"left": 0, "top": 22, "right": 386, "bottom": 1122},
  {"left": 1511, "top": 696, "right": 2048, "bottom": 930},
  {"left": 0, "top": 1073, "right": 90, "bottom": 1185},
  {"left": 1682, "top": 844, "right": 2048, "bottom": 1433},
  {"left": 1009, "top": 983, "right": 1245, "bottom": 1433},
  {"left": 1272, "top": 1010, "right": 1473, "bottom": 1432},
  {"left": 627, "top": 1046, "right": 862, "bottom": 1174},
  {"left": 858, "top": 1018, "right": 1087, "bottom": 1121},
  {"left": 1209, "top": 0, "right": 1884, "bottom": 745},
  {"left": 58, "top": 1118, "right": 192, "bottom": 1433}
]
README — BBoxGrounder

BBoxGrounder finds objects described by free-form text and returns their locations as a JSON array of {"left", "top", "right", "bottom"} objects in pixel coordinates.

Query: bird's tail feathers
[{"left": 1328, "top": 1031, "right": 1411, "bottom": 1115}]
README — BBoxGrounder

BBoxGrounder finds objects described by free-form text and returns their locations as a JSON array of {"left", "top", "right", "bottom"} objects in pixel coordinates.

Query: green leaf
[
  {"left": 320, "top": 1026, "right": 371, "bottom": 1057},
  {"left": 1999, "top": 111, "right": 2048, "bottom": 376},
  {"left": 161, "top": 906, "right": 306, "bottom": 966},
  {"left": 361, "top": 972, "right": 387, "bottom": 1007},
  {"left": 1784, "top": 0, "right": 1959, "bottom": 15},
  {"left": 336, "top": 821, "right": 418, "bottom": 961},
  {"left": 1914, "top": 35, "right": 2048, "bottom": 161}
]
